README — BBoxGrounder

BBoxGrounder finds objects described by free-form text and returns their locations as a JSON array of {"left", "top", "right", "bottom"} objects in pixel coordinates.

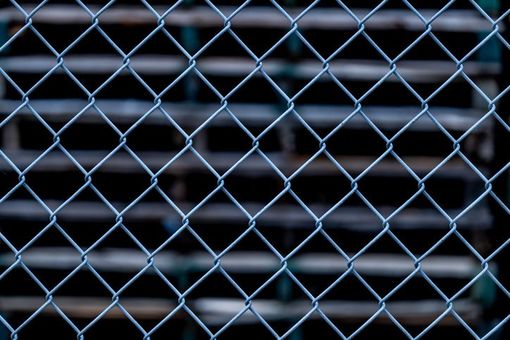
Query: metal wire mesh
[{"left": 0, "top": 0, "right": 509, "bottom": 338}]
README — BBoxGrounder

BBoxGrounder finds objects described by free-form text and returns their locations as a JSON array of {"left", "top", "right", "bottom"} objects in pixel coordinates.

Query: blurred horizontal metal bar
[
  {"left": 2, "top": 247, "right": 484, "bottom": 279},
  {"left": 197, "top": 298, "right": 480, "bottom": 326},
  {"left": 0, "top": 200, "right": 491, "bottom": 230},
  {"left": 2, "top": 150, "right": 489, "bottom": 179},
  {"left": 0, "top": 55, "right": 500, "bottom": 83},
  {"left": 0, "top": 99, "right": 489, "bottom": 131},
  {"left": 0, "top": 6, "right": 498, "bottom": 33},
  {"left": 0, "top": 296, "right": 480, "bottom": 325}
]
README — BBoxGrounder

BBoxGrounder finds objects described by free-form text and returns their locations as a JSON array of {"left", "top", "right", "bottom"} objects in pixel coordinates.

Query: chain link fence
[{"left": 0, "top": 0, "right": 509, "bottom": 338}]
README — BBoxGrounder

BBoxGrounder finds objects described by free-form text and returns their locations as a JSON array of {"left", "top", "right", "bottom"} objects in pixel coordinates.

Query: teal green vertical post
[
  {"left": 181, "top": 0, "right": 200, "bottom": 102},
  {"left": 477, "top": 0, "right": 500, "bottom": 62},
  {"left": 0, "top": 22, "right": 7, "bottom": 51}
]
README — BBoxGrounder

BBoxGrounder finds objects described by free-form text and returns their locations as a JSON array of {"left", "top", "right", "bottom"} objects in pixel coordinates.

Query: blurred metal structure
[{"left": 0, "top": 0, "right": 508, "bottom": 338}]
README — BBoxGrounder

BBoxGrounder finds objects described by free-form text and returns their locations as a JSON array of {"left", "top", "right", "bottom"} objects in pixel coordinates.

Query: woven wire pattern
[{"left": 0, "top": 0, "right": 509, "bottom": 338}]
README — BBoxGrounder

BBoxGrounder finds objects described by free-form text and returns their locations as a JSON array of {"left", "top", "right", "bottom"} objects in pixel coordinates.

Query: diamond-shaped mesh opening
[
  {"left": 428, "top": 73, "right": 482, "bottom": 108},
  {"left": 291, "top": 163, "right": 352, "bottom": 212},
  {"left": 15, "top": 312, "right": 77, "bottom": 339},
  {"left": 224, "top": 161, "right": 283, "bottom": 204},
  {"left": 199, "top": 235, "right": 282, "bottom": 296},
  {"left": 362, "top": 8, "right": 428, "bottom": 59},
  {"left": 186, "top": 270, "right": 248, "bottom": 313},
  {"left": 91, "top": 69, "right": 158, "bottom": 101},
  {"left": 433, "top": 8, "right": 498, "bottom": 61},
  {"left": 218, "top": 70, "right": 286, "bottom": 105},
  {"left": 356, "top": 165, "right": 419, "bottom": 210},
  {"left": 19, "top": 5, "right": 94, "bottom": 53},
  {"left": 83, "top": 315, "right": 146, "bottom": 339},
  {"left": 226, "top": 0, "right": 293, "bottom": 57},
  {"left": 427, "top": 159, "right": 487, "bottom": 212},
  {"left": 14, "top": 226, "right": 82, "bottom": 281},
  {"left": 10, "top": 70, "right": 88, "bottom": 101},
  {"left": 311, "top": 274, "right": 381, "bottom": 333}
]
